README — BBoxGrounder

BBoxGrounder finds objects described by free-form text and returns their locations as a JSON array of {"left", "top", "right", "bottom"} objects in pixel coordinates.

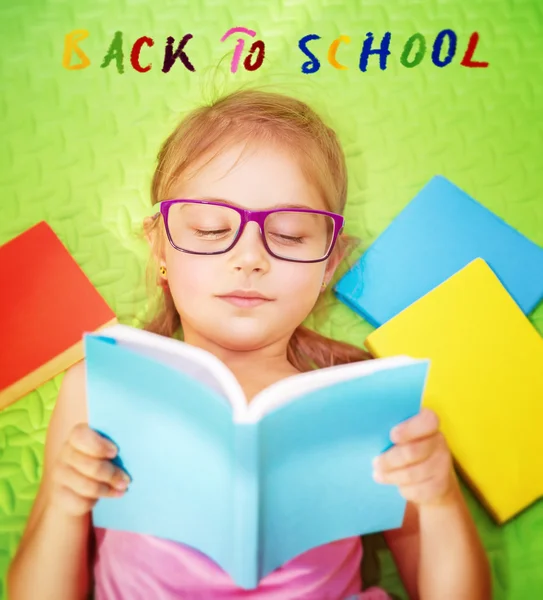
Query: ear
[
  {"left": 143, "top": 216, "right": 156, "bottom": 249},
  {"left": 143, "top": 216, "right": 165, "bottom": 268}
]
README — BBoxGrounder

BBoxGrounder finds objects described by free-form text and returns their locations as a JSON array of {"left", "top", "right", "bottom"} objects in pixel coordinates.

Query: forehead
[{"left": 169, "top": 142, "right": 325, "bottom": 211}]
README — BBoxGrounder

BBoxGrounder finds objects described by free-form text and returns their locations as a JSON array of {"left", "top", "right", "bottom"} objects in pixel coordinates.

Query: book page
[
  {"left": 124, "top": 342, "right": 227, "bottom": 399},
  {"left": 258, "top": 360, "right": 429, "bottom": 574},
  {"left": 242, "top": 355, "right": 427, "bottom": 423},
  {"left": 86, "top": 334, "right": 237, "bottom": 574},
  {"left": 92, "top": 325, "right": 247, "bottom": 413}
]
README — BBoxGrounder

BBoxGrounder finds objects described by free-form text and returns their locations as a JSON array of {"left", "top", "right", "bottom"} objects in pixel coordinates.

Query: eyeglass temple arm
[{"left": 151, "top": 200, "right": 167, "bottom": 220}]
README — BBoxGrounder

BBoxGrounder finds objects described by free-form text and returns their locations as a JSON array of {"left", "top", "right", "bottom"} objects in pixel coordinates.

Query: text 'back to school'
[{"left": 62, "top": 27, "right": 489, "bottom": 74}]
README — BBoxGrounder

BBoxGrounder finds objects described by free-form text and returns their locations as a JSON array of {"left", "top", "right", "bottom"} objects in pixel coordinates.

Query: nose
[{"left": 227, "top": 221, "right": 270, "bottom": 274}]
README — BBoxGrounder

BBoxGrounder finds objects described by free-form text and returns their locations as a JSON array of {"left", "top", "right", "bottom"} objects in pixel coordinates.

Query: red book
[{"left": 0, "top": 221, "right": 117, "bottom": 409}]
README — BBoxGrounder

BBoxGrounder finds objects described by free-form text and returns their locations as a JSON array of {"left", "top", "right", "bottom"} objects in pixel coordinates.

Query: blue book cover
[
  {"left": 84, "top": 325, "right": 430, "bottom": 589},
  {"left": 334, "top": 175, "right": 543, "bottom": 328}
]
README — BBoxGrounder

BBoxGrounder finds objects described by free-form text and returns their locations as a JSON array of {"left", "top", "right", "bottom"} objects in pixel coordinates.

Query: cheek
[
  {"left": 280, "top": 264, "right": 323, "bottom": 293},
  {"left": 274, "top": 267, "right": 323, "bottom": 328},
  {"left": 276, "top": 265, "right": 324, "bottom": 315},
  {"left": 166, "top": 253, "right": 216, "bottom": 301}
]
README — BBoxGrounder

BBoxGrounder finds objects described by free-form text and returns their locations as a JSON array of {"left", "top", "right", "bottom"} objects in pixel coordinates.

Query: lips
[{"left": 217, "top": 290, "right": 273, "bottom": 308}]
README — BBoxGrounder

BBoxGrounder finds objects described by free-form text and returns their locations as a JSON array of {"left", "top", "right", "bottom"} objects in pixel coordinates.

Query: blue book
[
  {"left": 334, "top": 175, "right": 543, "bottom": 328},
  {"left": 84, "top": 325, "right": 430, "bottom": 590}
]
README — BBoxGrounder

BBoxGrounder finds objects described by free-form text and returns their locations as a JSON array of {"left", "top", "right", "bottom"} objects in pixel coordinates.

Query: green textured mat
[{"left": 1, "top": 1, "right": 543, "bottom": 598}]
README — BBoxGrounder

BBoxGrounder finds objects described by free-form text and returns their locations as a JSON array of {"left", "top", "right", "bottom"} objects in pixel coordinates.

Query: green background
[{"left": 1, "top": 0, "right": 542, "bottom": 598}]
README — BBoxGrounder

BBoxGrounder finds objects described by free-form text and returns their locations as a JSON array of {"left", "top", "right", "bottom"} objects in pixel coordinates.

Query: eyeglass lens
[{"left": 166, "top": 203, "right": 335, "bottom": 261}]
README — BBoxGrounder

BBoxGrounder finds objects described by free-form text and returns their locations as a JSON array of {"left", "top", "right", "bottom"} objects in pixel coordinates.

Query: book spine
[{"left": 232, "top": 422, "right": 260, "bottom": 589}]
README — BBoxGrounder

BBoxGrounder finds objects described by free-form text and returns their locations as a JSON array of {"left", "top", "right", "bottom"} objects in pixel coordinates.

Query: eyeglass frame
[{"left": 151, "top": 199, "right": 345, "bottom": 264}]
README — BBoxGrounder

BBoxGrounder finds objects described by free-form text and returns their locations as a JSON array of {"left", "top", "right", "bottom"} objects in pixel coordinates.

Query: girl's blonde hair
[{"left": 143, "top": 86, "right": 372, "bottom": 371}]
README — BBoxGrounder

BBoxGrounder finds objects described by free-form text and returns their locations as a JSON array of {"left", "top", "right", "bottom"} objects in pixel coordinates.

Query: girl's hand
[
  {"left": 372, "top": 408, "right": 456, "bottom": 506},
  {"left": 49, "top": 423, "right": 131, "bottom": 517}
]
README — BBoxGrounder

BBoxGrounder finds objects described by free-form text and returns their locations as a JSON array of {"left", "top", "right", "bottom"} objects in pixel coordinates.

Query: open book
[{"left": 84, "top": 325, "right": 430, "bottom": 589}]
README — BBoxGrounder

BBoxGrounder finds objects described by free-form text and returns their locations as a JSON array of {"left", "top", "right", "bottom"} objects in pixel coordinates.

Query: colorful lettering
[
  {"left": 432, "top": 29, "right": 457, "bottom": 67},
  {"left": 162, "top": 35, "right": 195, "bottom": 73},
  {"left": 244, "top": 40, "right": 265, "bottom": 71},
  {"left": 400, "top": 33, "right": 426, "bottom": 68},
  {"left": 62, "top": 29, "right": 91, "bottom": 70},
  {"left": 131, "top": 36, "right": 154, "bottom": 73},
  {"left": 461, "top": 32, "right": 489, "bottom": 68},
  {"left": 63, "top": 27, "right": 490, "bottom": 75},
  {"left": 221, "top": 27, "right": 261, "bottom": 73},
  {"left": 359, "top": 32, "right": 391, "bottom": 72},
  {"left": 101, "top": 31, "right": 125, "bottom": 74},
  {"left": 328, "top": 35, "right": 351, "bottom": 70},
  {"left": 299, "top": 34, "right": 321, "bottom": 74}
]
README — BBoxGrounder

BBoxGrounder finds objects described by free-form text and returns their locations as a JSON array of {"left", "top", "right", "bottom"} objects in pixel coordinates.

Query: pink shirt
[{"left": 93, "top": 528, "right": 390, "bottom": 600}]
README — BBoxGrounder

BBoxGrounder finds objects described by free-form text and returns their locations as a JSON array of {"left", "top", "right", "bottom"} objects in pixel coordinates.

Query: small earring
[
  {"left": 160, "top": 266, "right": 167, "bottom": 277},
  {"left": 321, "top": 281, "right": 327, "bottom": 290}
]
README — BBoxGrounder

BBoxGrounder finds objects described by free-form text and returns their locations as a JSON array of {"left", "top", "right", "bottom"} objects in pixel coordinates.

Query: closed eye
[
  {"left": 269, "top": 232, "right": 304, "bottom": 244},
  {"left": 194, "top": 228, "right": 231, "bottom": 237}
]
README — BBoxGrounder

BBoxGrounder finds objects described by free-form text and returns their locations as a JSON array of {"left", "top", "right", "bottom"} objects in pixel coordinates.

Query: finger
[
  {"left": 55, "top": 464, "right": 124, "bottom": 499},
  {"left": 374, "top": 434, "right": 440, "bottom": 472},
  {"left": 390, "top": 408, "right": 440, "bottom": 444},
  {"left": 374, "top": 457, "right": 436, "bottom": 487},
  {"left": 374, "top": 447, "right": 450, "bottom": 487},
  {"left": 64, "top": 446, "right": 130, "bottom": 490},
  {"left": 68, "top": 423, "right": 118, "bottom": 459}
]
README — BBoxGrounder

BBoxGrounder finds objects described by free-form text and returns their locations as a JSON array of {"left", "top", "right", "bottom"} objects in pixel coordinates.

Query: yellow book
[{"left": 364, "top": 258, "right": 543, "bottom": 522}]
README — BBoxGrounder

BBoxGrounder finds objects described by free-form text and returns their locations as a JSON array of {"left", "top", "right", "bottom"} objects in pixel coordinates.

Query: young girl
[{"left": 8, "top": 88, "right": 491, "bottom": 600}]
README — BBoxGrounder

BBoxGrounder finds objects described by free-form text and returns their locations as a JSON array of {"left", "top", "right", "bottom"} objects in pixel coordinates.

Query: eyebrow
[{"left": 192, "top": 196, "right": 314, "bottom": 210}]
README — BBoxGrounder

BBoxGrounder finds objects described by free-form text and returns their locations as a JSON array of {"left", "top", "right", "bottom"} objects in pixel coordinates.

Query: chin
[{"left": 212, "top": 324, "right": 272, "bottom": 351}]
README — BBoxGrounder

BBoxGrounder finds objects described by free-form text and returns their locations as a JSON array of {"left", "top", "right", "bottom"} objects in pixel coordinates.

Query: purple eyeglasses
[{"left": 152, "top": 199, "right": 345, "bottom": 263}]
